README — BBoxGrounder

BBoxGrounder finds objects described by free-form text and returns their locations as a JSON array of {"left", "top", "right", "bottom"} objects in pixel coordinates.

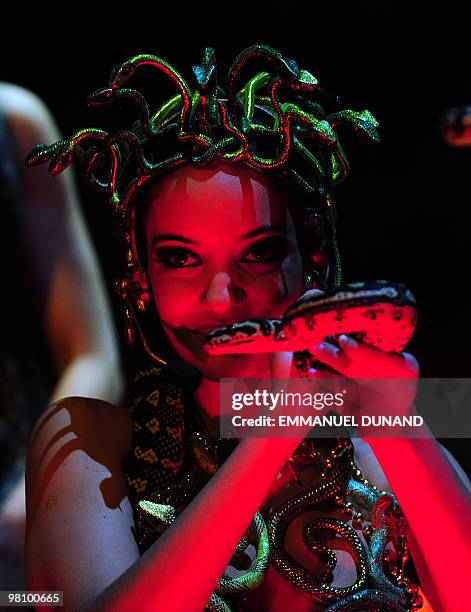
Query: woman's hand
[
  {"left": 307, "top": 334, "right": 420, "bottom": 435},
  {"left": 269, "top": 289, "right": 339, "bottom": 380},
  {"left": 308, "top": 333, "right": 419, "bottom": 379},
  {"left": 274, "top": 287, "right": 420, "bottom": 432}
]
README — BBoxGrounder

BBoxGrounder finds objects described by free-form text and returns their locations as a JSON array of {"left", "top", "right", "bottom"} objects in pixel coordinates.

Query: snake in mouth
[{"left": 202, "top": 280, "right": 418, "bottom": 370}]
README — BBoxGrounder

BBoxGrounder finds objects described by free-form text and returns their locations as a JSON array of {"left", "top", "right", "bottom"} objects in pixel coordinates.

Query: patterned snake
[{"left": 203, "top": 279, "right": 417, "bottom": 367}]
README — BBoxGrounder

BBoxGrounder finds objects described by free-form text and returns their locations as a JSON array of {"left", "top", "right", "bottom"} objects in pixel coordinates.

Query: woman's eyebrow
[
  {"left": 151, "top": 225, "right": 287, "bottom": 246},
  {"left": 152, "top": 234, "right": 196, "bottom": 245},
  {"left": 239, "top": 224, "right": 286, "bottom": 240}
]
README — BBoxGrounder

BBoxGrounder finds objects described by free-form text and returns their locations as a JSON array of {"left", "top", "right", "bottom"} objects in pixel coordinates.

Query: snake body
[{"left": 203, "top": 280, "right": 417, "bottom": 358}]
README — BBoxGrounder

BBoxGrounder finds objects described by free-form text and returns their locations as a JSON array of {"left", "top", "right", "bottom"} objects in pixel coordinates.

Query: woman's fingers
[
  {"left": 307, "top": 338, "right": 373, "bottom": 378},
  {"left": 337, "top": 335, "right": 419, "bottom": 378},
  {"left": 309, "top": 335, "right": 419, "bottom": 378}
]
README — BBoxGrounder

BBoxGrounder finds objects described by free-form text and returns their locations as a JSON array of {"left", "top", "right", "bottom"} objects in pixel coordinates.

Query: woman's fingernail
[{"left": 339, "top": 334, "right": 357, "bottom": 348}]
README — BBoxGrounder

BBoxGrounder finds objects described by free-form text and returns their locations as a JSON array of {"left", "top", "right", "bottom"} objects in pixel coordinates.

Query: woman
[
  {"left": 25, "top": 45, "right": 471, "bottom": 611},
  {"left": 0, "top": 82, "right": 124, "bottom": 589}
]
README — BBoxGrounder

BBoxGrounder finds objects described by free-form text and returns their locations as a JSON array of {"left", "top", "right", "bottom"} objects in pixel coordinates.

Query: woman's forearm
[
  {"left": 86, "top": 434, "right": 303, "bottom": 612},
  {"left": 364, "top": 430, "right": 471, "bottom": 612}
]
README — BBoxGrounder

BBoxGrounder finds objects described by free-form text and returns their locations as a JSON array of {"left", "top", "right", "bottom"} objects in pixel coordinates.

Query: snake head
[
  {"left": 329, "top": 109, "right": 380, "bottom": 145},
  {"left": 203, "top": 318, "right": 286, "bottom": 355},
  {"left": 291, "top": 68, "right": 319, "bottom": 93},
  {"left": 24, "top": 143, "right": 56, "bottom": 166},
  {"left": 192, "top": 47, "right": 217, "bottom": 91},
  {"left": 110, "top": 61, "right": 136, "bottom": 88},
  {"left": 88, "top": 87, "right": 116, "bottom": 107},
  {"left": 24, "top": 141, "right": 74, "bottom": 177}
]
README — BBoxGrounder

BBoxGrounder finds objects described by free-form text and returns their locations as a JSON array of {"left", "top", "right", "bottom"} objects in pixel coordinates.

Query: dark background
[{"left": 3, "top": 6, "right": 471, "bottom": 470}]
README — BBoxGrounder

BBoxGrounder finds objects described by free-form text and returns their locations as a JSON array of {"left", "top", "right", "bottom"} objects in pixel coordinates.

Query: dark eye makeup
[
  {"left": 153, "top": 247, "right": 199, "bottom": 268},
  {"left": 242, "top": 237, "right": 290, "bottom": 263},
  {"left": 153, "top": 237, "right": 290, "bottom": 269}
]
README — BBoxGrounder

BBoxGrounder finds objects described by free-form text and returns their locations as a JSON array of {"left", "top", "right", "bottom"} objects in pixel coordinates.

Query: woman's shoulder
[
  {"left": 24, "top": 397, "right": 140, "bottom": 601},
  {"left": 0, "top": 82, "right": 54, "bottom": 129},
  {"left": 25, "top": 397, "right": 135, "bottom": 548},
  {"left": 27, "top": 396, "right": 133, "bottom": 473}
]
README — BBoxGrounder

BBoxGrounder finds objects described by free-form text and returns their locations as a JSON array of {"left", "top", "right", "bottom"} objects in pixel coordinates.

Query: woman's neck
[
  {"left": 192, "top": 378, "right": 222, "bottom": 438},
  {"left": 191, "top": 353, "right": 294, "bottom": 438}
]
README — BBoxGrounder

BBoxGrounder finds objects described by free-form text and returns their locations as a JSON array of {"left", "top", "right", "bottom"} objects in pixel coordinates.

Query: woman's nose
[{"left": 202, "top": 271, "right": 245, "bottom": 309}]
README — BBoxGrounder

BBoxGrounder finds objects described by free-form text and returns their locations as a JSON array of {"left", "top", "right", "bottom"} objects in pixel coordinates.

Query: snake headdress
[{"left": 25, "top": 43, "right": 380, "bottom": 353}]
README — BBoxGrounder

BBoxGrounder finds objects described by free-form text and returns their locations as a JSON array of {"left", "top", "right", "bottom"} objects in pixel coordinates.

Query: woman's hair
[{"left": 25, "top": 43, "right": 379, "bottom": 351}]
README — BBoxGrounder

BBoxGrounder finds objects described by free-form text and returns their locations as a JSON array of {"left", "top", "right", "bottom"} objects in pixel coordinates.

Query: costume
[
  {"left": 26, "top": 45, "right": 423, "bottom": 610},
  {"left": 0, "top": 107, "right": 55, "bottom": 508},
  {"left": 122, "top": 354, "right": 422, "bottom": 611}
]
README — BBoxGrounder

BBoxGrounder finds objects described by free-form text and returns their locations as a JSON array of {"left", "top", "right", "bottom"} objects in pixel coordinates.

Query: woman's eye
[
  {"left": 242, "top": 239, "right": 288, "bottom": 264},
  {"left": 153, "top": 239, "right": 288, "bottom": 269},
  {"left": 153, "top": 247, "right": 200, "bottom": 268}
]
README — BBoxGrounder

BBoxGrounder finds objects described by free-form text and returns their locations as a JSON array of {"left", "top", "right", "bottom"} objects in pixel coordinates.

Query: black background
[{"left": 4, "top": 5, "right": 471, "bottom": 471}]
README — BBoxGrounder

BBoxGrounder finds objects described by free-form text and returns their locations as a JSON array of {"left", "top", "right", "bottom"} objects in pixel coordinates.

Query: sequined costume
[{"left": 123, "top": 358, "right": 424, "bottom": 611}]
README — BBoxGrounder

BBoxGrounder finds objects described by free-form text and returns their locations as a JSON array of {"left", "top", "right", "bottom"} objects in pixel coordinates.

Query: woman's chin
[
  {"left": 169, "top": 331, "right": 268, "bottom": 380},
  {"left": 196, "top": 353, "right": 265, "bottom": 381},
  {"left": 175, "top": 348, "right": 267, "bottom": 381}
]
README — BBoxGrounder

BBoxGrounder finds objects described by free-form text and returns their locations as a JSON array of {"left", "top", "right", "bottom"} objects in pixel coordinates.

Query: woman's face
[{"left": 143, "top": 163, "right": 307, "bottom": 380}]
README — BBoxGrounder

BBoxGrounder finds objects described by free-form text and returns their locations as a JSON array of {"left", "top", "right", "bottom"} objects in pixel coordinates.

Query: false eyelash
[
  {"left": 242, "top": 238, "right": 289, "bottom": 263},
  {"left": 153, "top": 247, "right": 200, "bottom": 268},
  {"left": 153, "top": 237, "right": 290, "bottom": 269}
]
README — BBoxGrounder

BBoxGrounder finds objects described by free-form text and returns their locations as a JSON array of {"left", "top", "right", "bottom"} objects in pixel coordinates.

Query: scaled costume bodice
[
  {"left": 123, "top": 359, "right": 424, "bottom": 611},
  {"left": 0, "top": 108, "right": 56, "bottom": 506}
]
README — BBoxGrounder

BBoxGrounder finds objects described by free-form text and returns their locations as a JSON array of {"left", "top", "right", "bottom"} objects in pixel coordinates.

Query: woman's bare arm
[
  {"left": 306, "top": 335, "right": 471, "bottom": 611},
  {"left": 364, "top": 430, "right": 471, "bottom": 612},
  {"left": 25, "top": 398, "right": 139, "bottom": 607},
  {"left": 0, "top": 82, "right": 124, "bottom": 405},
  {"left": 25, "top": 395, "right": 303, "bottom": 612},
  {"left": 0, "top": 83, "right": 125, "bottom": 563}
]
